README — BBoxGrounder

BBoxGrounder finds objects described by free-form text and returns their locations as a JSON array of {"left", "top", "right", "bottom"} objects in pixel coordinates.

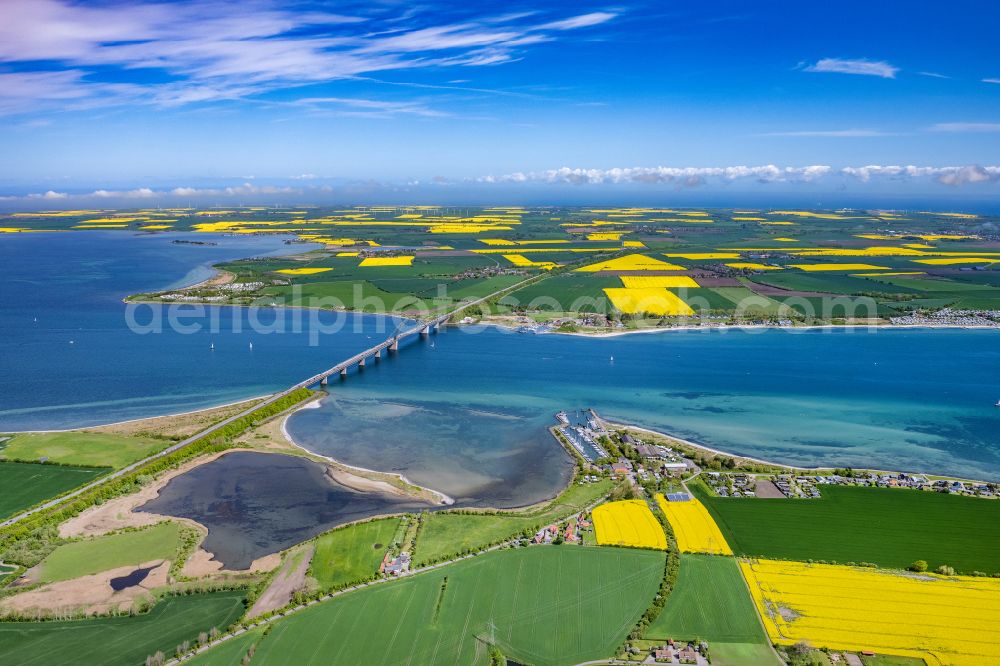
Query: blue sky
[{"left": 1, "top": 0, "right": 998, "bottom": 206}]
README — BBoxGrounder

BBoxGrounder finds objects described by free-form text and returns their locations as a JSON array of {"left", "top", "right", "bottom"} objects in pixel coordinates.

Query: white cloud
[
  {"left": 982, "top": 78, "right": 1000, "bottom": 84},
  {"left": 0, "top": 1, "right": 619, "bottom": 115},
  {"left": 935, "top": 165, "right": 1000, "bottom": 186},
  {"left": 539, "top": 12, "right": 617, "bottom": 31},
  {"left": 918, "top": 71, "right": 949, "bottom": 79},
  {"left": 805, "top": 58, "right": 899, "bottom": 79},
  {"left": 480, "top": 165, "right": 834, "bottom": 186},
  {"left": 928, "top": 122, "right": 1000, "bottom": 133},
  {"left": 25, "top": 190, "right": 68, "bottom": 199},
  {"left": 840, "top": 164, "right": 1000, "bottom": 185},
  {"left": 479, "top": 164, "right": 1000, "bottom": 188},
  {"left": 294, "top": 96, "right": 447, "bottom": 117}
]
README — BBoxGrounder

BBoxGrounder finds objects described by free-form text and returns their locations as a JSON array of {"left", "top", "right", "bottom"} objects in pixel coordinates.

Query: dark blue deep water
[{"left": 0, "top": 231, "right": 395, "bottom": 428}]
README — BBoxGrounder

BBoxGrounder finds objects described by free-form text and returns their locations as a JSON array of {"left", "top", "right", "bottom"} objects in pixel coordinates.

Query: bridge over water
[
  {"left": 297, "top": 314, "right": 449, "bottom": 388},
  {"left": 0, "top": 274, "right": 543, "bottom": 529}
]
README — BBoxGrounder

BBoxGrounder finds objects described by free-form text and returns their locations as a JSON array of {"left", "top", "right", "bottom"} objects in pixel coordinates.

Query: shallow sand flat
[{"left": 1, "top": 560, "right": 168, "bottom": 617}]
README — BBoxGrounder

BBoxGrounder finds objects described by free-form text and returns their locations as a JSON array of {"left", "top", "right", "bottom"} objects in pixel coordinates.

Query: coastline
[
  {"left": 1, "top": 395, "right": 273, "bottom": 434},
  {"left": 277, "top": 395, "right": 455, "bottom": 506},
  {"left": 601, "top": 417, "right": 996, "bottom": 486},
  {"left": 476, "top": 318, "right": 1000, "bottom": 338}
]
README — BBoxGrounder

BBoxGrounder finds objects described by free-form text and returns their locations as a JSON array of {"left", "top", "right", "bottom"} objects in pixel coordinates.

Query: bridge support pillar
[
  {"left": 390, "top": 338, "right": 399, "bottom": 351},
  {"left": 320, "top": 376, "right": 328, "bottom": 387},
  {"left": 340, "top": 367, "right": 348, "bottom": 377},
  {"left": 420, "top": 325, "right": 429, "bottom": 336},
  {"left": 375, "top": 349, "right": 381, "bottom": 359},
  {"left": 359, "top": 357, "right": 366, "bottom": 368}
]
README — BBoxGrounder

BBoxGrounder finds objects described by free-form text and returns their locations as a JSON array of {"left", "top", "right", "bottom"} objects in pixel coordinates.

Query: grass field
[
  {"left": 244, "top": 546, "right": 665, "bottom": 666},
  {"left": 742, "top": 558, "right": 1000, "bottom": 665},
  {"left": 0, "top": 431, "right": 168, "bottom": 469},
  {"left": 0, "top": 461, "right": 106, "bottom": 520},
  {"left": 43, "top": 205, "right": 996, "bottom": 322},
  {"left": 414, "top": 479, "right": 613, "bottom": 565},
  {"left": 0, "top": 591, "right": 246, "bottom": 666},
  {"left": 645, "top": 555, "right": 769, "bottom": 648},
  {"left": 36, "top": 522, "right": 182, "bottom": 583},
  {"left": 310, "top": 518, "right": 401, "bottom": 590},
  {"left": 693, "top": 482, "right": 1000, "bottom": 574}
]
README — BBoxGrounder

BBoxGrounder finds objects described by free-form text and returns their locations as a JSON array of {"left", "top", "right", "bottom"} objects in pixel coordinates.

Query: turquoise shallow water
[
  {"left": 288, "top": 324, "right": 1000, "bottom": 487},
  {"left": 1, "top": 232, "right": 998, "bottom": 502}
]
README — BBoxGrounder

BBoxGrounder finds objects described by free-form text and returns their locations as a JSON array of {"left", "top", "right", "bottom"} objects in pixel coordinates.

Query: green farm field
[
  {"left": 240, "top": 546, "right": 665, "bottom": 666},
  {"left": 49, "top": 205, "right": 997, "bottom": 322},
  {"left": 645, "top": 554, "right": 766, "bottom": 644},
  {"left": 693, "top": 482, "right": 1000, "bottom": 573},
  {"left": 414, "top": 479, "right": 613, "bottom": 565},
  {"left": 0, "top": 431, "right": 168, "bottom": 469},
  {"left": 0, "top": 591, "right": 246, "bottom": 666},
  {"left": 310, "top": 517, "right": 401, "bottom": 590},
  {"left": 36, "top": 522, "right": 183, "bottom": 583},
  {"left": 0, "top": 461, "right": 106, "bottom": 520}
]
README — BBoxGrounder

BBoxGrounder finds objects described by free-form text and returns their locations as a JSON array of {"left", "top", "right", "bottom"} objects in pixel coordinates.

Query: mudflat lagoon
[{"left": 138, "top": 451, "right": 427, "bottom": 569}]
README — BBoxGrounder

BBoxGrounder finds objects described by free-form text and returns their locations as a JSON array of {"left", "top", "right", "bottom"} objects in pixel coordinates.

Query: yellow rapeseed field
[
  {"left": 790, "top": 263, "right": 890, "bottom": 271},
  {"left": 725, "top": 262, "right": 782, "bottom": 271},
  {"left": 740, "top": 559, "right": 1000, "bottom": 665},
  {"left": 663, "top": 252, "right": 740, "bottom": 260},
  {"left": 359, "top": 256, "right": 414, "bottom": 267},
  {"left": 603, "top": 288, "right": 694, "bottom": 316},
  {"left": 792, "top": 246, "right": 925, "bottom": 257},
  {"left": 622, "top": 240, "right": 646, "bottom": 248},
  {"left": 618, "top": 275, "right": 700, "bottom": 289},
  {"left": 502, "top": 254, "right": 558, "bottom": 270},
  {"left": 576, "top": 254, "right": 686, "bottom": 272},
  {"left": 769, "top": 211, "right": 863, "bottom": 219},
  {"left": 587, "top": 232, "right": 623, "bottom": 241},
  {"left": 592, "top": 500, "right": 667, "bottom": 550},
  {"left": 655, "top": 494, "right": 732, "bottom": 555},
  {"left": 274, "top": 267, "right": 333, "bottom": 275}
]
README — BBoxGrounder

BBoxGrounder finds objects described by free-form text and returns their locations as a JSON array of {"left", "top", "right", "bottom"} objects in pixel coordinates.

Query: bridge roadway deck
[{"left": 0, "top": 273, "right": 538, "bottom": 529}]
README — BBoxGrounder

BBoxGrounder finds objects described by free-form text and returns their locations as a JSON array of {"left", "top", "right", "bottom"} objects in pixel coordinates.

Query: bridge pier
[
  {"left": 340, "top": 367, "right": 348, "bottom": 377},
  {"left": 320, "top": 376, "right": 328, "bottom": 387},
  {"left": 375, "top": 349, "right": 381, "bottom": 359},
  {"left": 390, "top": 338, "right": 399, "bottom": 351},
  {"left": 359, "top": 357, "right": 366, "bottom": 368},
  {"left": 420, "top": 325, "right": 429, "bottom": 336}
]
